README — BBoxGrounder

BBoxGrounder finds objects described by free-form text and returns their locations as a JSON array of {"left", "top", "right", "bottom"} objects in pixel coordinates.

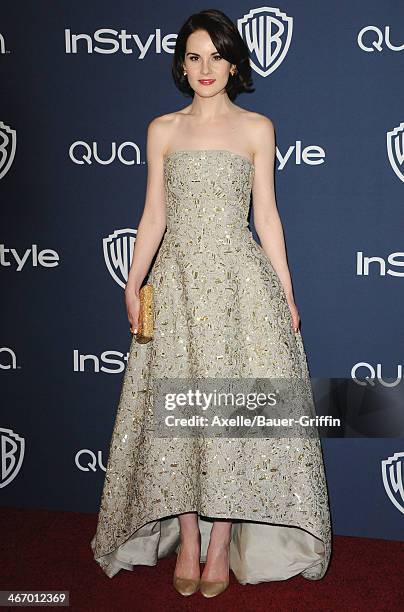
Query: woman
[{"left": 91, "top": 9, "right": 332, "bottom": 598}]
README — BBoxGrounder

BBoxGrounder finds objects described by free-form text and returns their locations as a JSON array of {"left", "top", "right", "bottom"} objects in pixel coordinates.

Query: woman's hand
[
  {"left": 285, "top": 294, "right": 300, "bottom": 333},
  {"left": 125, "top": 286, "right": 140, "bottom": 334}
]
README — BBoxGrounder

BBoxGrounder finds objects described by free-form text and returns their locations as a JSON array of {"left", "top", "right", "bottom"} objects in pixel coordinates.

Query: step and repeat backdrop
[{"left": 1, "top": 2, "right": 403, "bottom": 541}]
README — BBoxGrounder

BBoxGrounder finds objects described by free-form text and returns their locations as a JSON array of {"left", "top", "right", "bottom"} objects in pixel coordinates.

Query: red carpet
[{"left": 0, "top": 506, "right": 402, "bottom": 611}]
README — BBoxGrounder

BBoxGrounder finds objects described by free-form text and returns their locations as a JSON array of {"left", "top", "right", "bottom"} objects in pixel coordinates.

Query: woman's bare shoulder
[
  {"left": 148, "top": 106, "right": 192, "bottom": 128},
  {"left": 146, "top": 108, "right": 191, "bottom": 148},
  {"left": 232, "top": 107, "right": 275, "bottom": 154},
  {"left": 242, "top": 109, "right": 274, "bottom": 130},
  {"left": 243, "top": 111, "right": 275, "bottom": 156}
]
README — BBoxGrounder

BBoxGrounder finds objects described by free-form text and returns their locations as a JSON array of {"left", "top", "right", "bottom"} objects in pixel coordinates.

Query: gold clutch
[{"left": 135, "top": 283, "right": 154, "bottom": 343}]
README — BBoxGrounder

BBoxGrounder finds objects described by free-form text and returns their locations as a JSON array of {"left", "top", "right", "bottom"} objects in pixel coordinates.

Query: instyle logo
[
  {"left": 351, "top": 363, "right": 403, "bottom": 387},
  {"left": 381, "top": 452, "right": 404, "bottom": 514},
  {"left": 0, "top": 244, "right": 59, "bottom": 271},
  {"left": 73, "top": 349, "right": 130, "bottom": 373},
  {"left": 0, "top": 348, "right": 18, "bottom": 370},
  {"left": 69, "top": 141, "right": 143, "bottom": 165},
  {"left": 0, "top": 428, "right": 25, "bottom": 488},
  {"left": 238, "top": 7, "right": 293, "bottom": 77},
  {"left": 103, "top": 228, "right": 137, "bottom": 289},
  {"left": 64, "top": 28, "right": 177, "bottom": 57},
  {"left": 356, "top": 251, "right": 404, "bottom": 277},
  {"left": 358, "top": 27, "right": 404, "bottom": 52},
  {"left": 0, "top": 121, "right": 17, "bottom": 180},
  {"left": 75, "top": 449, "right": 106, "bottom": 472},
  {"left": 277, "top": 140, "right": 325, "bottom": 169},
  {"left": 387, "top": 123, "right": 404, "bottom": 182}
]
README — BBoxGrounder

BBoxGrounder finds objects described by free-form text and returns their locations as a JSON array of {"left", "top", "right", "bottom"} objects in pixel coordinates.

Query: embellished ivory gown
[{"left": 90, "top": 149, "right": 332, "bottom": 583}]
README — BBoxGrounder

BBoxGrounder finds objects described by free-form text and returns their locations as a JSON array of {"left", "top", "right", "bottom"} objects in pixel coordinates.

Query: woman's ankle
[
  {"left": 208, "top": 527, "right": 232, "bottom": 548},
  {"left": 179, "top": 530, "right": 200, "bottom": 545}
]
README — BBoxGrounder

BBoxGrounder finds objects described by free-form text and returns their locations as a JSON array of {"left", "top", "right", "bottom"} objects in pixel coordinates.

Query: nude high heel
[
  {"left": 200, "top": 540, "right": 230, "bottom": 598},
  {"left": 199, "top": 577, "right": 229, "bottom": 598},
  {"left": 172, "top": 542, "right": 200, "bottom": 596}
]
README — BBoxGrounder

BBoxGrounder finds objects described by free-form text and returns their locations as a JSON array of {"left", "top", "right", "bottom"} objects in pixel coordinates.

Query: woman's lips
[{"left": 198, "top": 79, "right": 216, "bottom": 85}]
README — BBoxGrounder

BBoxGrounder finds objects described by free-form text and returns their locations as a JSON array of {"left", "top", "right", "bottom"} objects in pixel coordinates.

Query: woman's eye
[{"left": 188, "top": 55, "right": 221, "bottom": 62}]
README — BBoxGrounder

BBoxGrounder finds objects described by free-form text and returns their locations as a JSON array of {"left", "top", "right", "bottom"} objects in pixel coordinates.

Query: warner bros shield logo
[
  {"left": 103, "top": 228, "right": 137, "bottom": 288},
  {"left": 381, "top": 451, "right": 404, "bottom": 514},
  {"left": 0, "top": 428, "right": 25, "bottom": 488},
  {"left": 0, "top": 121, "right": 17, "bottom": 180},
  {"left": 387, "top": 123, "right": 404, "bottom": 182},
  {"left": 238, "top": 7, "right": 293, "bottom": 77}
]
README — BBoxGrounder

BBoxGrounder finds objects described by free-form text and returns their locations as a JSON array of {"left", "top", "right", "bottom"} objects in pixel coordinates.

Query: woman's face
[{"left": 183, "top": 29, "right": 234, "bottom": 98}]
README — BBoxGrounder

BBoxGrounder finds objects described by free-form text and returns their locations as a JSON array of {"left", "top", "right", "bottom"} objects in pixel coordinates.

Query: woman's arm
[
  {"left": 125, "top": 117, "right": 167, "bottom": 295},
  {"left": 251, "top": 115, "right": 300, "bottom": 331}
]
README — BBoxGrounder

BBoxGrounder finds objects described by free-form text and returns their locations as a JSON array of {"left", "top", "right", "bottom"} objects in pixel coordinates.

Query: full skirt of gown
[{"left": 90, "top": 149, "right": 332, "bottom": 583}]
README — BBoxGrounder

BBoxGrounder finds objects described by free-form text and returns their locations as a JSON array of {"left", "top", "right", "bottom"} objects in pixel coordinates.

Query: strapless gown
[{"left": 90, "top": 149, "right": 332, "bottom": 584}]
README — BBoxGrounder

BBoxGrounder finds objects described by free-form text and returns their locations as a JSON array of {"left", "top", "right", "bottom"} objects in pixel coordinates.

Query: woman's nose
[{"left": 200, "top": 61, "right": 211, "bottom": 75}]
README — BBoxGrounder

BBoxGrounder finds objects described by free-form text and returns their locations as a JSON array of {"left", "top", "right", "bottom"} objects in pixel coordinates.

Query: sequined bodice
[{"left": 163, "top": 150, "right": 255, "bottom": 242}]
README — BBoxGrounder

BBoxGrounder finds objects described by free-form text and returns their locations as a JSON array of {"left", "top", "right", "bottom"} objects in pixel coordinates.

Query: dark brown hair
[{"left": 172, "top": 8, "right": 254, "bottom": 100}]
